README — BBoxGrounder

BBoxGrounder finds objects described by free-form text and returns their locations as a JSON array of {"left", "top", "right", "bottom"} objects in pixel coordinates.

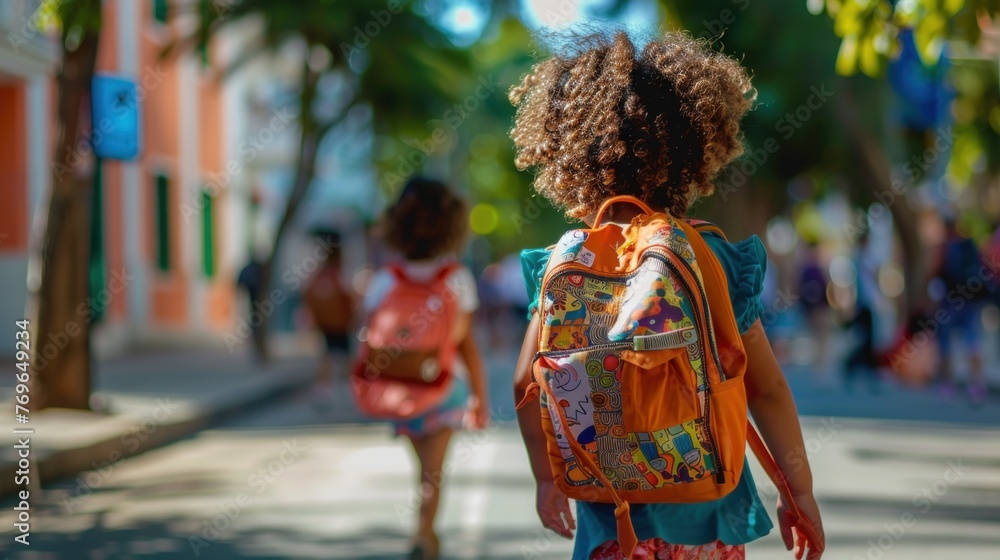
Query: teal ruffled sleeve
[
  {"left": 519, "top": 234, "right": 767, "bottom": 335},
  {"left": 520, "top": 248, "right": 552, "bottom": 319},
  {"left": 701, "top": 233, "right": 768, "bottom": 335}
]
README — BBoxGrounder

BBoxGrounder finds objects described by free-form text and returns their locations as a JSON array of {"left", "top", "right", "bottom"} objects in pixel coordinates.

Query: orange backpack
[
  {"left": 303, "top": 265, "right": 354, "bottom": 333},
  {"left": 351, "top": 263, "right": 459, "bottom": 420},
  {"left": 517, "top": 196, "right": 823, "bottom": 557}
]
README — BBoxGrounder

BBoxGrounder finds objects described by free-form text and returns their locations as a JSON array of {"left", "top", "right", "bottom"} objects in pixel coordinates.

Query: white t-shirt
[
  {"left": 362, "top": 259, "right": 478, "bottom": 378},
  {"left": 362, "top": 258, "right": 479, "bottom": 314}
]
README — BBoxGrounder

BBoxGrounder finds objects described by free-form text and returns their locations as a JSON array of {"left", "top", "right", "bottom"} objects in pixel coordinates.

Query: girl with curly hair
[
  {"left": 363, "top": 177, "right": 490, "bottom": 559},
  {"left": 511, "top": 32, "right": 824, "bottom": 559}
]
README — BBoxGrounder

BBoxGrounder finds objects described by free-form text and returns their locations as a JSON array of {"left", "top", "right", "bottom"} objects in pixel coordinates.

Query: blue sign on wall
[{"left": 91, "top": 75, "right": 140, "bottom": 160}]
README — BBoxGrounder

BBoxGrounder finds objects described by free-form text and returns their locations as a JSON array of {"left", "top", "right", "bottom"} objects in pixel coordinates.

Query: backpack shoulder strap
[
  {"left": 433, "top": 261, "right": 459, "bottom": 283},
  {"left": 677, "top": 220, "right": 744, "bottom": 372},
  {"left": 682, "top": 220, "right": 824, "bottom": 554},
  {"left": 684, "top": 219, "right": 727, "bottom": 241},
  {"left": 388, "top": 263, "right": 409, "bottom": 282},
  {"left": 746, "top": 421, "right": 826, "bottom": 554}
]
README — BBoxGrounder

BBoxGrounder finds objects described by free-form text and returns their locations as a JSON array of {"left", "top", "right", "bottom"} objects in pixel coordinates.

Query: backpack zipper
[
  {"left": 536, "top": 340, "right": 633, "bottom": 359},
  {"left": 643, "top": 249, "right": 726, "bottom": 381},
  {"left": 640, "top": 251, "right": 726, "bottom": 483}
]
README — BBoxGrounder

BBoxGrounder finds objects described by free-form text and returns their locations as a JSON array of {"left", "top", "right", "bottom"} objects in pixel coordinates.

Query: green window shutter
[
  {"left": 155, "top": 174, "right": 170, "bottom": 272},
  {"left": 198, "top": 43, "right": 209, "bottom": 67},
  {"left": 152, "top": 0, "right": 169, "bottom": 24},
  {"left": 201, "top": 190, "right": 215, "bottom": 277}
]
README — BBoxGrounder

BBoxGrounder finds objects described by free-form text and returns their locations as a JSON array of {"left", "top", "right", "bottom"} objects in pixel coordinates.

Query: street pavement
[
  {"left": 0, "top": 348, "right": 315, "bottom": 496},
  {"left": 2, "top": 346, "right": 1000, "bottom": 559}
]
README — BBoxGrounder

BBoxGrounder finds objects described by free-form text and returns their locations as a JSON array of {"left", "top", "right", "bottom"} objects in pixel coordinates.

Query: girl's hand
[
  {"left": 467, "top": 395, "right": 489, "bottom": 430},
  {"left": 777, "top": 492, "right": 824, "bottom": 560},
  {"left": 536, "top": 480, "right": 575, "bottom": 538}
]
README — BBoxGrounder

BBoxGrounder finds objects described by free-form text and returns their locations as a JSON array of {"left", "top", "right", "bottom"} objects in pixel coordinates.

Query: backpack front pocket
[
  {"left": 618, "top": 350, "right": 700, "bottom": 432},
  {"left": 536, "top": 344, "right": 718, "bottom": 491}
]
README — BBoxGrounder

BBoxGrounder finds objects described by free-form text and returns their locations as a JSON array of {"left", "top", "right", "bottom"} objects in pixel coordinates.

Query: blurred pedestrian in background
[
  {"left": 236, "top": 253, "right": 265, "bottom": 361},
  {"left": 933, "top": 219, "right": 990, "bottom": 404},
  {"left": 843, "top": 230, "right": 881, "bottom": 393},
  {"left": 797, "top": 240, "right": 832, "bottom": 381},
  {"left": 479, "top": 253, "right": 530, "bottom": 348},
  {"left": 358, "top": 178, "right": 490, "bottom": 560},
  {"left": 301, "top": 230, "right": 354, "bottom": 408}
]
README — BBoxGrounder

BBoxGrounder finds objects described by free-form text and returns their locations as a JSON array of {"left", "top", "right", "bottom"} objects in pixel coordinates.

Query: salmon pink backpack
[
  {"left": 517, "top": 196, "right": 823, "bottom": 558},
  {"left": 351, "top": 263, "right": 459, "bottom": 420}
]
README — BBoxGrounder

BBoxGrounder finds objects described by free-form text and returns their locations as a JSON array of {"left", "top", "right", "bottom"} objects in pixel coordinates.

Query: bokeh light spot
[
  {"left": 829, "top": 256, "right": 856, "bottom": 288},
  {"left": 878, "top": 263, "right": 905, "bottom": 299},
  {"left": 766, "top": 217, "right": 797, "bottom": 256},
  {"left": 470, "top": 203, "right": 499, "bottom": 235}
]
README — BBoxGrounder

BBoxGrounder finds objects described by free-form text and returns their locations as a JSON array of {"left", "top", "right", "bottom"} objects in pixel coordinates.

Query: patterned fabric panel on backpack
[{"left": 536, "top": 216, "right": 724, "bottom": 491}]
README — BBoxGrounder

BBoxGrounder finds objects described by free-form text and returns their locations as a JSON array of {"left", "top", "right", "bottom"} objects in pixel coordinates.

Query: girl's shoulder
[
  {"left": 699, "top": 231, "right": 768, "bottom": 334},
  {"left": 364, "top": 259, "right": 477, "bottom": 312},
  {"left": 520, "top": 230, "right": 767, "bottom": 333},
  {"left": 520, "top": 247, "right": 553, "bottom": 279}
]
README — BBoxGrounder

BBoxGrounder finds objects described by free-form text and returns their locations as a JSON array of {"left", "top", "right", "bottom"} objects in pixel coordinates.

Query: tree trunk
[
  {"left": 837, "top": 82, "right": 925, "bottom": 319},
  {"left": 33, "top": 5, "right": 102, "bottom": 410},
  {"left": 249, "top": 64, "right": 323, "bottom": 361}
]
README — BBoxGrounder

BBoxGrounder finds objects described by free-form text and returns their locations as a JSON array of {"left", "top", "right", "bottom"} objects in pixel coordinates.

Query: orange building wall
[
  {"left": 199, "top": 41, "right": 233, "bottom": 330},
  {"left": 0, "top": 86, "right": 28, "bottom": 253},
  {"left": 140, "top": 1, "right": 187, "bottom": 327},
  {"left": 95, "top": 2, "right": 126, "bottom": 321}
]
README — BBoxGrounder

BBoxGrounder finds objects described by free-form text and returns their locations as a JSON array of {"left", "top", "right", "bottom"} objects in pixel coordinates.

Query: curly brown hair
[
  {"left": 509, "top": 31, "right": 755, "bottom": 219},
  {"left": 383, "top": 177, "right": 469, "bottom": 261}
]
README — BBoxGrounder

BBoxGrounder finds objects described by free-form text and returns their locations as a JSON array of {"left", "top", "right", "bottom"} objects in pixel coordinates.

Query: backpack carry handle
[{"left": 593, "top": 195, "right": 655, "bottom": 226}]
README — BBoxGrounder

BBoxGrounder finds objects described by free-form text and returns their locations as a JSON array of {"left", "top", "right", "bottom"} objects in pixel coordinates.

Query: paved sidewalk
[
  {"left": 3, "top": 405, "right": 997, "bottom": 559},
  {"left": 0, "top": 348, "right": 316, "bottom": 497}
]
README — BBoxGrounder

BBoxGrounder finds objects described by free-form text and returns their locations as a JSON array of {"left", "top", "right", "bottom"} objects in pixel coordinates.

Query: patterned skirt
[
  {"left": 590, "top": 538, "right": 745, "bottom": 560},
  {"left": 391, "top": 375, "right": 469, "bottom": 438}
]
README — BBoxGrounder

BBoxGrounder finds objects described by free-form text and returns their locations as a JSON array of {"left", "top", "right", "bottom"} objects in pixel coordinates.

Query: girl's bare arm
[
  {"left": 742, "top": 319, "right": 813, "bottom": 495},
  {"left": 514, "top": 315, "right": 553, "bottom": 482},
  {"left": 458, "top": 312, "right": 489, "bottom": 425}
]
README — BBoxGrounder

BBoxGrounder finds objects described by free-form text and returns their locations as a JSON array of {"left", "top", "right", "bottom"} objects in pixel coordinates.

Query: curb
[{"left": 2, "top": 367, "right": 313, "bottom": 498}]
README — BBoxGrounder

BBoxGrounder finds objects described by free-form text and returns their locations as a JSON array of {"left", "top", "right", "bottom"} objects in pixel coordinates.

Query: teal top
[{"left": 520, "top": 232, "right": 773, "bottom": 559}]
